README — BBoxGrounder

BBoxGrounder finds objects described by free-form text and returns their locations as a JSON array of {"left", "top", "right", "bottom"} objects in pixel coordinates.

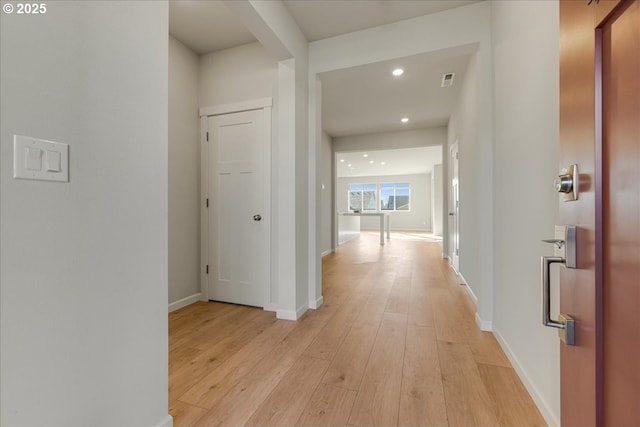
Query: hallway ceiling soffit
[{"left": 169, "top": 1, "right": 479, "bottom": 137}]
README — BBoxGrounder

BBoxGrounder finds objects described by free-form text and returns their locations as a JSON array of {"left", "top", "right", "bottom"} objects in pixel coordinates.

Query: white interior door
[
  {"left": 207, "top": 109, "right": 267, "bottom": 307},
  {"left": 449, "top": 143, "right": 460, "bottom": 271}
]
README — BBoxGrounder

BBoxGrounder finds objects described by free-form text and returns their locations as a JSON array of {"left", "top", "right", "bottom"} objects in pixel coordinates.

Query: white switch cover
[
  {"left": 25, "top": 146, "right": 42, "bottom": 170},
  {"left": 14, "top": 135, "right": 69, "bottom": 182},
  {"left": 46, "top": 150, "right": 62, "bottom": 172}
]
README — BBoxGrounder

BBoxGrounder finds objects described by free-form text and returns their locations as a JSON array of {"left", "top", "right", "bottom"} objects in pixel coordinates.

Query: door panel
[
  {"left": 559, "top": 1, "right": 639, "bottom": 425},
  {"left": 602, "top": 1, "right": 640, "bottom": 424},
  {"left": 208, "top": 109, "right": 267, "bottom": 307},
  {"left": 559, "top": 4, "right": 598, "bottom": 424}
]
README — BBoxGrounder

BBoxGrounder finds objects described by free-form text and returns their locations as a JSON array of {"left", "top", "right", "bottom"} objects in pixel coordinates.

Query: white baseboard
[
  {"left": 168, "top": 293, "right": 201, "bottom": 313},
  {"left": 263, "top": 303, "right": 277, "bottom": 313},
  {"left": 277, "top": 303, "right": 308, "bottom": 320},
  {"left": 449, "top": 261, "right": 460, "bottom": 276},
  {"left": 153, "top": 414, "right": 173, "bottom": 427},
  {"left": 493, "top": 328, "right": 560, "bottom": 427},
  {"left": 458, "top": 272, "right": 478, "bottom": 305},
  {"left": 475, "top": 312, "right": 492, "bottom": 331},
  {"left": 456, "top": 272, "right": 492, "bottom": 331},
  {"left": 321, "top": 249, "right": 333, "bottom": 257},
  {"left": 309, "top": 295, "right": 323, "bottom": 309}
]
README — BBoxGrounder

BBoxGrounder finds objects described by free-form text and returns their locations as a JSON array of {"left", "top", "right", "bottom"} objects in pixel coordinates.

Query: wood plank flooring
[{"left": 169, "top": 232, "right": 546, "bottom": 427}]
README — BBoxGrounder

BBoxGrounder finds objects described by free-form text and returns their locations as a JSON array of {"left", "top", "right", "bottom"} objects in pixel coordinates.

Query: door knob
[{"left": 253, "top": 214, "right": 262, "bottom": 221}]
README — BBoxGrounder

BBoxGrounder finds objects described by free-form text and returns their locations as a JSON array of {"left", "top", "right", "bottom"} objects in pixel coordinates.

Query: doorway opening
[{"left": 332, "top": 146, "right": 444, "bottom": 251}]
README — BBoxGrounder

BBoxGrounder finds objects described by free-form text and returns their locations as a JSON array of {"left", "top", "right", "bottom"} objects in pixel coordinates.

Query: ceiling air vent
[{"left": 441, "top": 72, "right": 455, "bottom": 87}]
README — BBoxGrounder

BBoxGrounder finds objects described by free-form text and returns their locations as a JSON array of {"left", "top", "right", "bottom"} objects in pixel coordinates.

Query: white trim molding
[
  {"left": 168, "top": 293, "right": 201, "bottom": 313},
  {"left": 309, "top": 295, "right": 323, "bottom": 309},
  {"left": 153, "top": 414, "right": 173, "bottom": 427},
  {"left": 494, "top": 328, "right": 560, "bottom": 427},
  {"left": 321, "top": 249, "right": 333, "bottom": 257},
  {"left": 458, "top": 272, "right": 492, "bottom": 331},
  {"left": 277, "top": 304, "right": 309, "bottom": 321},
  {"left": 459, "top": 272, "right": 477, "bottom": 304},
  {"left": 475, "top": 312, "right": 493, "bottom": 331},
  {"left": 199, "top": 98, "right": 272, "bottom": 117},
  {"left": 263, "top": 303, "right": 277, "bottom": 313}
]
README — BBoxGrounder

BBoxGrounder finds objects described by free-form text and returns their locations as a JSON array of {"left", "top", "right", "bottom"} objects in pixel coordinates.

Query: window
[
  {"left": 348, "top": 183, "right": 377, "bottom": 211},
  {"left": 380, "top": 182, "right": 410, "bottom": 211}
]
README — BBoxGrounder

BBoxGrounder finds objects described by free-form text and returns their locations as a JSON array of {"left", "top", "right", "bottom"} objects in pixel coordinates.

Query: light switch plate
[{"left": 13, "top": 135, "right": 69, "bottom": 182}]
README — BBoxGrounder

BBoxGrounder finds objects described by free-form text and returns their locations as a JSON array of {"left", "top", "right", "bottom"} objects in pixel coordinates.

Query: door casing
[{"left": 449, "top": 141, "right": 460, "bottom": 272}]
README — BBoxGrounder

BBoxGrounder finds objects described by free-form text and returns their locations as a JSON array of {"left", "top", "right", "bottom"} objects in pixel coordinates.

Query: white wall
[
  {"left": 321, "top": 131, "right": 333, "bottom": 254},
  {"left": 169, "top": 35, "right": 201, "bottom": 309},
  {"left": 0, "top": 2, "right": 170, "bottom": 426},
  {"left": 491, "top": 1, "right": 560, "bottom": 425},
  {"left": 431, "top": 164, "right": 444, "bottom": 236},
  {"left": 199, "top": 41, "right": 277, "bottom": 108},
  {"left": 445, "top": 42, "right": 496, "bottom": 328},
  {"left": 448, "top": 52, "right": 481, "bottom": 299},
  {"left": 333, "top": 127, "right": 446, "bottom": 152},
  {"left": 337, "top": 174, "right": 432, "bottom": 231}
]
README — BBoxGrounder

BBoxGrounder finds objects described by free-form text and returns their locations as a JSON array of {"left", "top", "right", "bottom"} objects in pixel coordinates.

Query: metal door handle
[
  {"left": 541, "top": 255, "right": 576, "bottom": 345},
  {"left": 253, "top": 214, "right": 262, "bottom": 221}
]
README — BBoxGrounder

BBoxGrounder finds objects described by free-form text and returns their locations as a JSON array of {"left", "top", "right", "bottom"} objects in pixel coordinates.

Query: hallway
[{"left": 169, "top": 232, "right": 546, "bottom": 426}]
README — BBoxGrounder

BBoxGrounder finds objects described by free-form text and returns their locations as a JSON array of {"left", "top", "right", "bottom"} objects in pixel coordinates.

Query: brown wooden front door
[{"left": 559, "top": 0, "right": 639, "bottom": 425}]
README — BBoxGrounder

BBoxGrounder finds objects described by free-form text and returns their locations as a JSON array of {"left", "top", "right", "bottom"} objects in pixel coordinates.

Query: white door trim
[
  {"left": 199, "top": 98, "right": 272, "bottom": 118},
  {"left": 449, "top": 141, "right": 460, "bottom": 273},
  {"left": 200, "top": 99, "right": 272, "bottom": 308}
]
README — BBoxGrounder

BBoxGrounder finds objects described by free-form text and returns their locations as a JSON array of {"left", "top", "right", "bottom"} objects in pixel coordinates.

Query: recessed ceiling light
[
  {"left": 381, "top": 162, "right": 386, "bottom": 165},
  {"left": 340, "top": 159, "right": 345, "bottom": 163},
  {"left": 392, "top": 68, "right": 404, "bottom": 77},
  {"left": 369, "top": 160, "right": 374, "bottom": 164},
  {"left": 401, "top": 117, "right": 409, "bottom": 123},
  {"left": 347, "top": 164, "right": 352, "bottom": 167},
  {"left": 363, "top": 154, "right": 369, "bottom": 158}
]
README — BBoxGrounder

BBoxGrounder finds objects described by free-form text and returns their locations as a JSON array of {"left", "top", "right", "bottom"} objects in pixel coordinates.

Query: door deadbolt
[
  {"left": 253, "top": 214, "right": 262, "bottom": 221},
  {"left": 555, "top": 164, "right": 578, "bottom": 201},
  {"left": 555, "top": 175, "right": 573, "bottom": 193}
]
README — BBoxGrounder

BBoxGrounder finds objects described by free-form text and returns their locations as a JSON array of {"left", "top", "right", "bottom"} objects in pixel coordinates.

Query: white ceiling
[
  {"left": 283, "top": 0, "right": 479, "bottom": 41},
  {"left": 168, "top": 0, "right": 478, "bottom": 137},
  {"left": 336, "top": 146, "right": 442, "bottom": 178},
  {"left": 168, "top": 1, "right": 481, "bottom": 54},
  {"left": 320, "top": 48, "right": 472, "bottom": 137},
  {"left": 169, "top": 1, "right": 256, "bottom": 54}
]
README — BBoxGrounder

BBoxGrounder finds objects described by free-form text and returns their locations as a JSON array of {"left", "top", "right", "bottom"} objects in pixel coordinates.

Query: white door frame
[
  {"left": 449, "top": 141, "right": 460, "bottom": 273},
  {"left": 199, "top": 98, "right": 272, "bottom": 308}
]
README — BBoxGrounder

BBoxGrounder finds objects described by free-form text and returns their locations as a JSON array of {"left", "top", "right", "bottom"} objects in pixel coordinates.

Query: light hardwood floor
[{"left": 169, "top": 232, "right": 546, "bottom": 427}]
